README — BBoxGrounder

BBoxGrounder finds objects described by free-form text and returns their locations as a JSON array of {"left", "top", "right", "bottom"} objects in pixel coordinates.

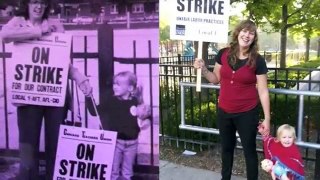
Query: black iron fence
[{"left": 160, "top": 54, "right": 320, "bottom": 178}]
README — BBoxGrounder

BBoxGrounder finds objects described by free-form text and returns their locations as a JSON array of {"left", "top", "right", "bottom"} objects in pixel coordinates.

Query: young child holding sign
[
  {"left": 86, "top": 71, "right": 151, "bottom": 180},
  {"left": 0, "top": 0, "right": 92, "bottom": 179},
  {"left": 258, "top": 124, "right": 305, "bottom": 180}
]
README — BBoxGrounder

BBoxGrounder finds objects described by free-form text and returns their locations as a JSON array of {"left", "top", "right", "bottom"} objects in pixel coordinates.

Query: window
[
  {"left": 110, "top": 4, "right": 118, "bottom": 14},
  {"left": 132, "top": 3, "right": 144, "bottom": 13}
]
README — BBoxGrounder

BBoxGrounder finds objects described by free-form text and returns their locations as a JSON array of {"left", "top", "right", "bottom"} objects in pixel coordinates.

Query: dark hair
[
  {"left": 15, "top": 0, "right": 51, "bottom": 20},
  {"left": 228, "top": 20, "right": 259, "bottom": 68}
]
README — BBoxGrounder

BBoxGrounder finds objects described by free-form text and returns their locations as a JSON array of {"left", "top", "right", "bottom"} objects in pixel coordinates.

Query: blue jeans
[
  {"left": 17, "top": 105, "right": 67, "bottom": 180},
  {"left": 111, "top": 139, "right": 138, "bottom": 180}
]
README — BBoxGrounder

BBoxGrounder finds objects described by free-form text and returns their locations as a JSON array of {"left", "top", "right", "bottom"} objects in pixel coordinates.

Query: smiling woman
[{"left": 193, "top": 20, "right": 271, "bottom": 180}]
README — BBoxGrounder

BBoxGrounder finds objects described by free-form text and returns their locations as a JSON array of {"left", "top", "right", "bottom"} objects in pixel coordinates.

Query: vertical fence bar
[
  {"left": 160, "top": 76, "right": 164, "bottom": 144},
  {"left": 173, "top": 66, "right": 180, "bottom": 146},
  {"left": 316, "top": 132, "right": 320, "bottom": 178},
  {"left": 133, "top": 40, "right": 137, "bottom": 73},
  {"left": 84, "top": 36, "right": 88, "bottom": 128},
  {"left": 2, "top": 43, "right": 9, "bottom": 149},
  {"left": 148, "top": 40, "right": 154, "bottom": 165},
  {"left": 180, "top": 84, "right": 185, "bottom": 126},
  {"left": 98, "top": 24, "right": 114, "bottom": 104},
  {"left": 297, "top": 95, "right": 304, "bottom": 142}
]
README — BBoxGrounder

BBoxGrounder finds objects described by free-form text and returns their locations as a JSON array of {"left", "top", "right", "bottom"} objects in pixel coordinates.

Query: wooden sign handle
[{"left": 196, "top": 41, "right": 202, "bottom": 92}]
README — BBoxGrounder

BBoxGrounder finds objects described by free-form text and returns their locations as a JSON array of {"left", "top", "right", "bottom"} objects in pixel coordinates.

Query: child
[
  {"left": 86, "top": 71, "right": 151, "bottom": 180},
  {"left": 258, "top": 124, "right": 305, "bottom": 180}
]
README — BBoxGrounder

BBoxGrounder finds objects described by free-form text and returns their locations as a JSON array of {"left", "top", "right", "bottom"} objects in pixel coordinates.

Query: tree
[
  {"left": 160, "top": 22, "right": 170, "bottom": 42},
  {"left": 246, "top": 0, "right": 316, "bottom": 68},
  {"left": 289, "top": 0, "right": 320, "bottom": 61}
]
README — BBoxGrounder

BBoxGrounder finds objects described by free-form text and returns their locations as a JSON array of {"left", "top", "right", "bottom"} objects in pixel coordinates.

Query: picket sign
[
  {"left": 54, "top": 87, "right": 116, "bottom": 179},
  {"left": 53, "top": 125, "right": 117, "bottom": 180},
  {"left": 169, "top": 0, "right": 231, "bottom": 92},
  {"left": 7, "top": 33, "right": 71, "bottom": 107}
]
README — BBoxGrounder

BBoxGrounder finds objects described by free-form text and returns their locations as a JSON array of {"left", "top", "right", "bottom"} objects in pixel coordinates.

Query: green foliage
[
  {"left": 267, "top": 57, "right": 320, "bottom": 126},
  {"left": 185, "top": 101, "right": 217, "bottom": 128},
  {"left": 267, "top": 58, "right": 320, "bottom": 88},
  {"left": 160, "top": 85, "right": 181, "bottom": 137},
  {"left": 160, "top": 85, "right": 219, "bottom": 142},
  {"left": 289, "top": 0, "right": 320, "bottom": 39},
  {"left": 290, "top": 58, "right": 320, "bottom": 68},
  {"left": 245, "top": 0, "right": 318, "bottom": 68},
  {"left": 270, "top": 94, "right": 320, "bottom": 128},
  {"left": 160, "top": 25, "right": 170, "bottom": 42}
]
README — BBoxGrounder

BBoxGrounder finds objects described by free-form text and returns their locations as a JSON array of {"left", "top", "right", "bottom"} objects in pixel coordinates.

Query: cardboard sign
[
  {"left": 53, "top": 125, "right": 117, "bottom": 180},
  {"left": 6, "top": 33, "right": 71, "bottom": 107},
  {"left": 170, "top": 0, "right": 230, "bottom": 43}
]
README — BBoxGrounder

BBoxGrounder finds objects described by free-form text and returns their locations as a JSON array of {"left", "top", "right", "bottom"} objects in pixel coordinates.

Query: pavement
[{"left": 160, "top": 160, "right": 246, "bottom": 180}]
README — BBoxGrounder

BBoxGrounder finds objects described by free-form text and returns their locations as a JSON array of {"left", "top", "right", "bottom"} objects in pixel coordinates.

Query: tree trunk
[
  {"left": 305, "top": 38, "right": 310, "bottom": 62},
  {"left": 317, "top": 37, "right": 320, "bottom": 57},
  {"left": 280, "top": 28, "right": 287, "bottom": 68},
  {"left": 280, "top": 5, "right": 288, "bottom": 68}
]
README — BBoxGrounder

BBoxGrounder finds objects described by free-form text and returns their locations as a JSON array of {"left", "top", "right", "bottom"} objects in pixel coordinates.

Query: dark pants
[
  {"left": 217, "top": 106, "right": 259, "bottom": 180},
  {"left": 17, "top": 105, "right": 68, "bottom": 180}
]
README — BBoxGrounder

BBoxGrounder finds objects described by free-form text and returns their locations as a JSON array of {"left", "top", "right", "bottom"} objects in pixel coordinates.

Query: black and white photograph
[{"left": 0, "top": 0, "right": 159, "bottom": 179}]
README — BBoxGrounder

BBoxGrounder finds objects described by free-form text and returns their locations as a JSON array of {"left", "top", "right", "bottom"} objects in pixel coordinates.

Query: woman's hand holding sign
[
  {"left": 41, "top": 25, "right": 57, "bottom": 35},
  {"left": 193, "top": 58, "right": 207, "bottom": 74},
  {"left": 193, "top": 58, "right": 220, "bottom": 84}
]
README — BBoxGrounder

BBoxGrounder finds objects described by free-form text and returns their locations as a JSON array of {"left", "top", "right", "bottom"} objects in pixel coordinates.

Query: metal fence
[{"left": 160, "top": 54, "right": 320, "bottom": 178}]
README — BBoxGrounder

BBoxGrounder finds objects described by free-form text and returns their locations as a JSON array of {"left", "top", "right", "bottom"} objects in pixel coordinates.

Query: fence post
[
  {"left": 315, "top": 127, "right": 320, "bottom": 179},
  {"left": 98, "top": 24, "right": 114, "bottom": 103},
  {"left": 1, "top": 43, "right": 10, "bottom": 149},
  {"left": 178, "top": 54, "right": 182, "bottom": 75}
]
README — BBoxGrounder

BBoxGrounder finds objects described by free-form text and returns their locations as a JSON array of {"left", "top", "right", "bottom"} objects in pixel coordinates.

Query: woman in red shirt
[
  {"left": 194, "top": 20, "right": 271, "bottom": 180},
  {"left": 0, "top": 0, "right": 92, "bottom": 179}
]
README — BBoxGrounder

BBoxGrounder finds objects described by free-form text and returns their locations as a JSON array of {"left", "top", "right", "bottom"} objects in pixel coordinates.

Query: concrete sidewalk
[{"left": 160, "top": 160, "right": 246, "bottom": 180}]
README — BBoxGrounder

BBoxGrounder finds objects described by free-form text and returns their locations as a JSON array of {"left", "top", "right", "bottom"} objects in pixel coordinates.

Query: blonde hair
[
  {"left": 113, "top": 71, "right": 143, "bottom": 103},
  {"left": 276, "top": 124, "right": 296, "bottom": 140},
  {"left": 113, "top": 71, "right": 137, "bottom": 87}
]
